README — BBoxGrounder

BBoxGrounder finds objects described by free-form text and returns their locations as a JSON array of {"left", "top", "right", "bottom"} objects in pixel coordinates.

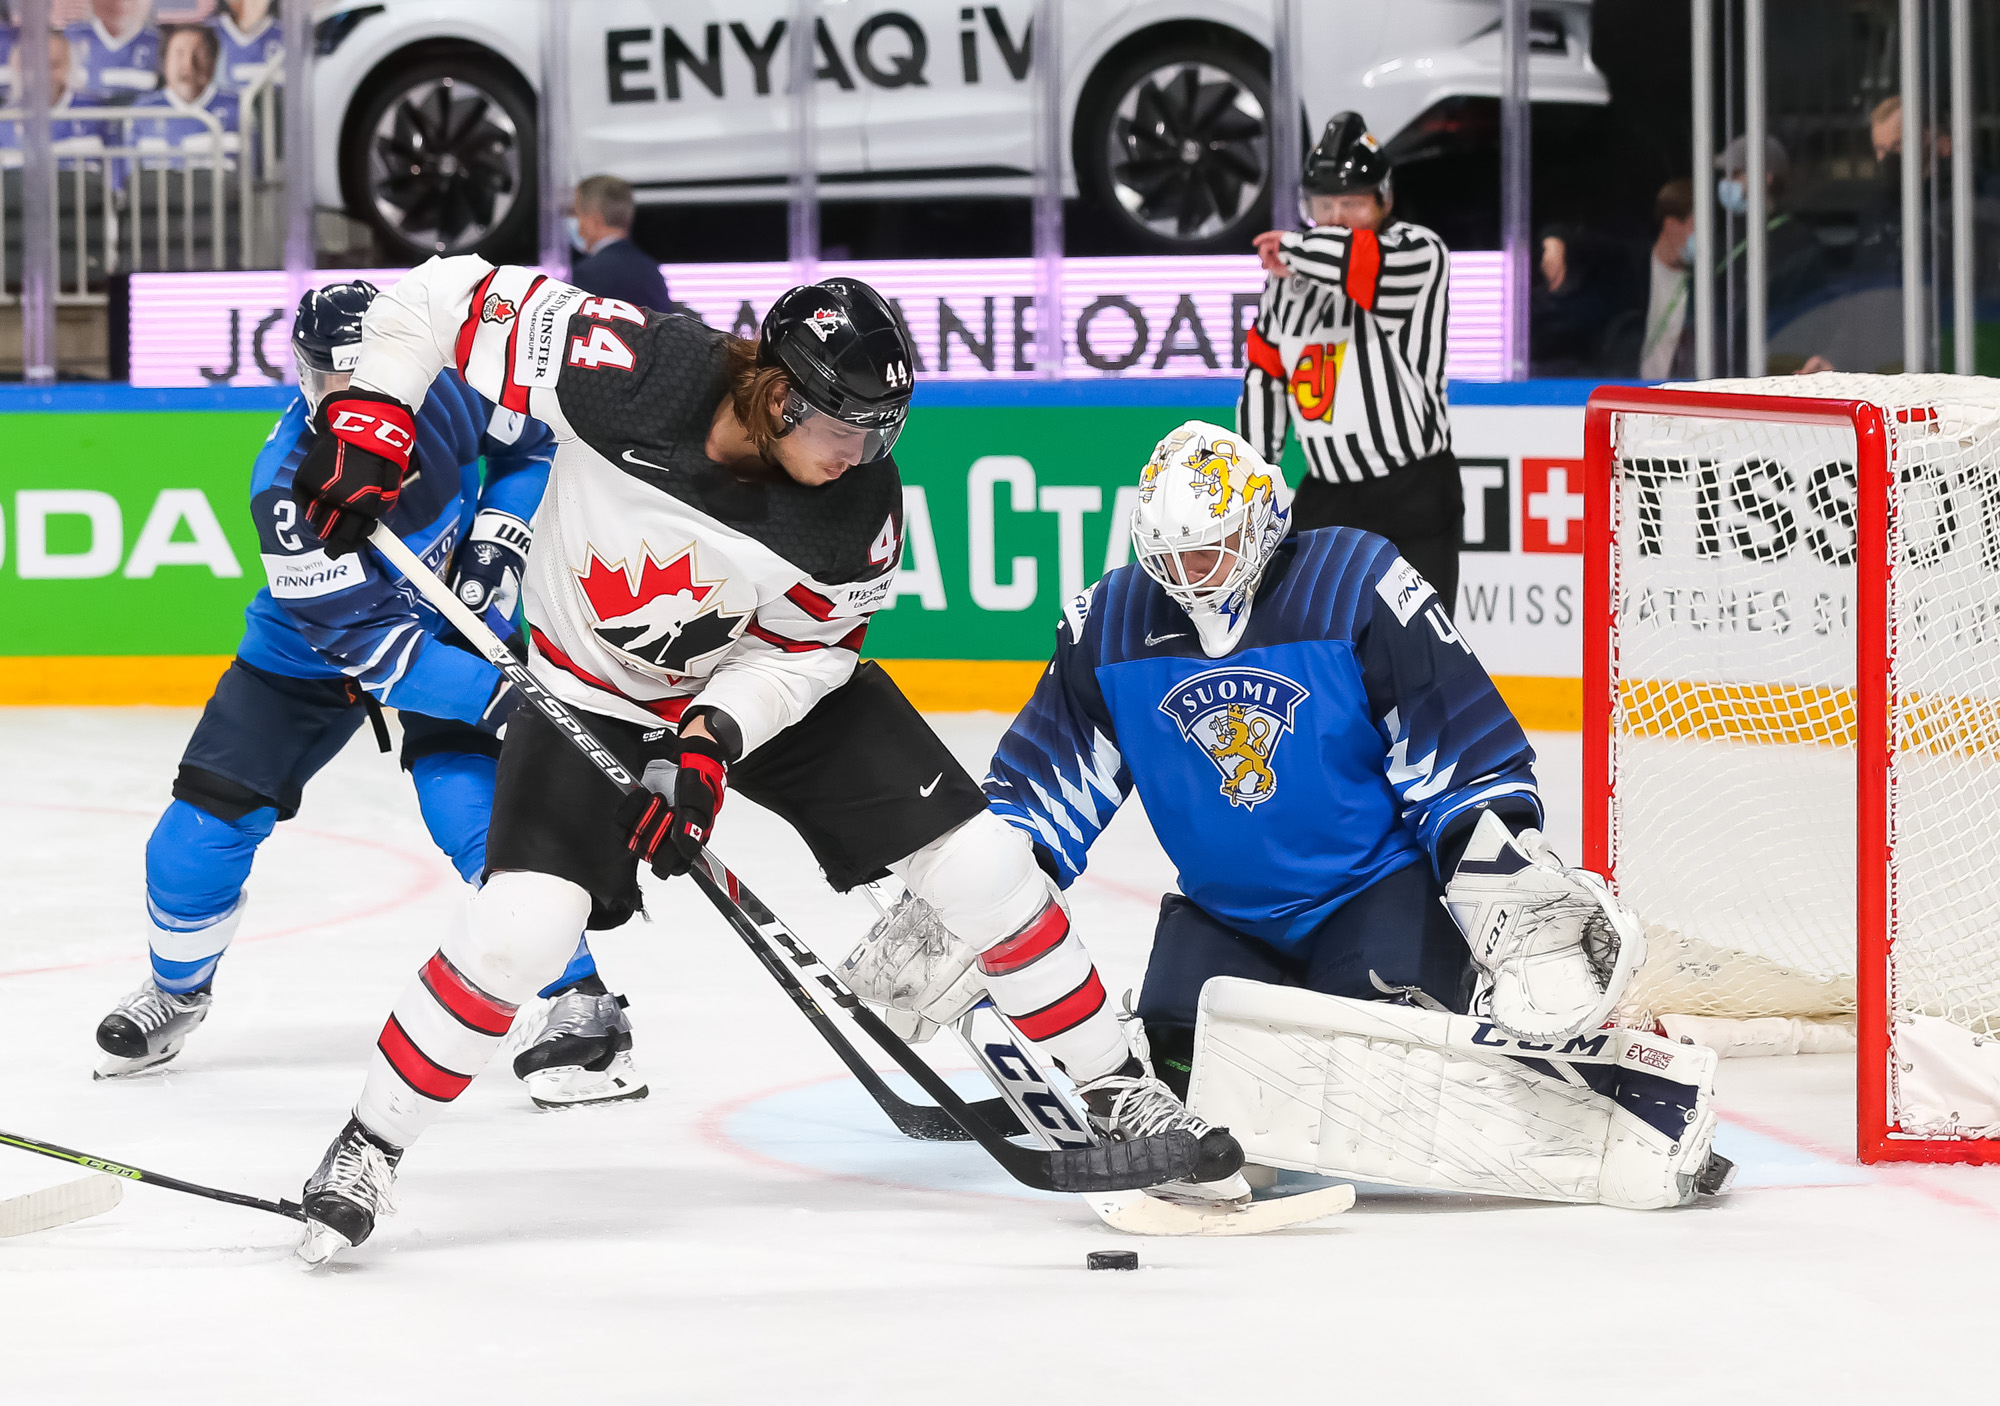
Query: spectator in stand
[
  {"left": 66, "top": 0, "right": 159, "bottom": 105},
  {"left": 568, "top": 174, "right": 672, "bottom": 313},
  {"left": 211, "top": 0, "right": 280, "bottom": 94},
  {"left": 130, "top": 23, "right": 237, "bottom": 152},
  {"left": 1640, "top": 179, "right": 1696, "bottom": 381},
  {"left": 1, "top": 4, "right": 17, "bottom": 107},
  {"left": 1531, "top": 220, "right": 1644, "bottom": 377},
  {"left": 0, "top": 29, "right": 108, "bottom": 157},
  {"left": 1714, "top": 134, "right": 1833, "bottom": 374}
]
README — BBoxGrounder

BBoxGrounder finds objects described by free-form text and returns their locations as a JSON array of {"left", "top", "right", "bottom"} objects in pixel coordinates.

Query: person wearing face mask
[
  {"left": 1640, "top": 179, "right": 1697, "bottom": 381},
  {"left": 1713, "top": 134, "right": 1833, "bottom": 373},
  {"left": 567, "top": 173, "right": 673, "bottom": 314}
]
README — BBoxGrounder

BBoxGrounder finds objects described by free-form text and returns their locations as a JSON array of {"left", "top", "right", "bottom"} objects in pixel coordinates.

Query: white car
[{"left": 310, "top": 0, "right": 1606, "bottom": 262}]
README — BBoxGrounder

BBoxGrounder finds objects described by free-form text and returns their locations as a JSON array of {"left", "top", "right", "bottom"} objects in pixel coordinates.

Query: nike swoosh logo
[
  {"left": 1145, "top": 631, "right": 1186, "bottom": 646},
  {"left": 621, "top": 448, "right": 672, "bottom": 474},
  {"left": 919, "top": 773, "right": 942, "bottom": 797}
]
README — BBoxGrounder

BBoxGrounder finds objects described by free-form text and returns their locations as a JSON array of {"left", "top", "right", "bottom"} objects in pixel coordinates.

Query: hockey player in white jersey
[
  {"left": 968, "top": 422, "right": 1733, "bottom": 1209},
  {"left": 284, "top": 263, "right": 1245, "bottom": 1261}
]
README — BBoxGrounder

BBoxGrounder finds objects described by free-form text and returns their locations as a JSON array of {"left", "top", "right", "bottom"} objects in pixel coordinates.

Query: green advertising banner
[{"left": 0, "top": 387, "right": 1249, "bottom": 668}]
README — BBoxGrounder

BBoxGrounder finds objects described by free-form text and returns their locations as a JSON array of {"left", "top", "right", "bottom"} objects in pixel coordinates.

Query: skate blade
[
  {"left": 1083, "top": 1183, "right": 1354, "bottom": 1237},
  {"left": 1137, "top": 1170, "right": 1254, "bottom": 1207},
  {"left": 0, "top": 1174, "right": 124, "bottom": 1238},
  {"left": 293, "top": 1221, "right": 354, "bottom": 1270},
  {"left": 92, "top": 1041, "right": 185, "bottom": 1080},
  {"left": 523, "top": 1057, "right": 650, "bottom": 1111}
]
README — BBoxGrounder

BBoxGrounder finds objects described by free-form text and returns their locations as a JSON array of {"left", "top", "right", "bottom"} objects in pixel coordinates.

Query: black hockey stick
[
  {"left": 685, "top": 855, "right": 1195, "bottom": 1193},
  {"left": 369, "top": 528, "right": 1194, "bottom": 1174},
  {"left": 0, "top": 1129, "right": 305, "bottom": 1222}
]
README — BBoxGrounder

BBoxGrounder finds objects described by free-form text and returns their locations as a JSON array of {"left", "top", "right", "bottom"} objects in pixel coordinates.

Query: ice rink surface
[{"left": 5, "top": 708, "right": 2000, "bottom": 1405}]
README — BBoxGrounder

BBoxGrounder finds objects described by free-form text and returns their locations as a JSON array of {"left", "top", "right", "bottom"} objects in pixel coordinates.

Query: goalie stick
[{"left": 367, "top": 525, "right": 1190, "bottom": 1195}]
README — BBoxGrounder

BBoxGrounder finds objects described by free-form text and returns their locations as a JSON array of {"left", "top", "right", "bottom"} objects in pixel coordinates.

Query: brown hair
[
  {"left": 1655, "top": 177, "right": 1694, "bottom": 225},
  {"left": 722, "top": 336, "right": 791, "bottom": 459}
]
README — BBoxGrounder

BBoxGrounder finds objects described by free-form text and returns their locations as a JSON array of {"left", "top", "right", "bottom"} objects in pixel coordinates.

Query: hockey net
[{"left": 1586, "top": 373, "right": 2000, "bottom": 1163}]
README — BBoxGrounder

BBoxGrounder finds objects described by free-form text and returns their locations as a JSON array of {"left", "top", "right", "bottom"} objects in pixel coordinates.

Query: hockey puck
[{"left": 1086, "top": 1250, "right": 1139, "bottom": 1271}]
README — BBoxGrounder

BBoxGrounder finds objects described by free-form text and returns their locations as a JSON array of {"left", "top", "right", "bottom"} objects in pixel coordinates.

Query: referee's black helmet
[{"left": 1300, "top": 112, "right": 1391, "bottom": 201}]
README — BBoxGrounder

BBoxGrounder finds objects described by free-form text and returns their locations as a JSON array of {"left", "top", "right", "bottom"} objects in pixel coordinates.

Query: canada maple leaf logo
[
  {"left": 481, "top": 292, "right": 517, "bottom": 324},
  {"left": 574, "top": 542, "right": 745, "bottom": 672}
]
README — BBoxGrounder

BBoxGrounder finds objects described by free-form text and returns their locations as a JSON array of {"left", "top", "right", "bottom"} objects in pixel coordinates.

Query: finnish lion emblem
[{"left": 1158, "top": 667, "right": 1309, "bottom": 809}]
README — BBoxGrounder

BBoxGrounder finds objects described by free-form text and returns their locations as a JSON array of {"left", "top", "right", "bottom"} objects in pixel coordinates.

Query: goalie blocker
[{"left": 1188, "top": 977, "right": 1734, "bottom": 1209}]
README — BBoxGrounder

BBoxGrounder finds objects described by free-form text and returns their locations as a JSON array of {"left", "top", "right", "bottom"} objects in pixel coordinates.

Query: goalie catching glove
[
  {"left": 293, "top": 388, "right": 416, "bottom": 557},
  {"left": 1443, "top": 810, "right": 1645, "bottom": 1043}
]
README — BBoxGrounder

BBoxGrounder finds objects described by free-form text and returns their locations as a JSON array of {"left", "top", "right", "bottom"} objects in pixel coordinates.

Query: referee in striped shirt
[{"left": 1239, "top": 112, "right": 1462, "bottom": 615}]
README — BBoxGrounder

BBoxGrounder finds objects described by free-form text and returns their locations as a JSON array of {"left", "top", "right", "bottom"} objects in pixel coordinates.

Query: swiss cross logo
[{"left": 1521, "top": 457, "right": 1586, "bottom": 554}]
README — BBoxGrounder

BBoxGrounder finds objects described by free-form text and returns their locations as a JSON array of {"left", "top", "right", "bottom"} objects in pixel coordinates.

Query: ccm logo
[
  {"left": 331, "top": 410, "right": 413, "bottom": 453},
  {"left": 1625, "top": 1042, "right": 1673, "bottom": 1070}
]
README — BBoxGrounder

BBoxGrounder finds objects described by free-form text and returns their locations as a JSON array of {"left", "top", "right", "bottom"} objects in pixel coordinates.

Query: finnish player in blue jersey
[
  {"left": 972, "top": 423, "right": 1735, "bottom": 1209},
  {"left": 984, "top": 422, "right": 1651, "bottom": 1078},
  {"left": 92, "top": 282, "right": 647, "bottom": 1110}
]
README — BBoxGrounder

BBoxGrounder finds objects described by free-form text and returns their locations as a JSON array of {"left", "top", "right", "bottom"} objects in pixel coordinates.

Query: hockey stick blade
[
  {"left": 0, "top": 1129, "right": 305, "bottom": 1222},
  {"left": 0, "top": 1174, "right": 124, "bottom": 1238},
  {"left": 1084, "top": 1183, "right": 1355, "bottom": 1237},
  {"left": 688, "top": 859, "right": 1196, "bottom": 1193}
]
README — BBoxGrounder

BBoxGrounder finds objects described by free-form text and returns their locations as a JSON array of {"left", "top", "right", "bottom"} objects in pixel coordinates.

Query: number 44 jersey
[
  {"left": 350, "top": 257, "right": 906, "bottom": 754},
  {"left": 984, "top": 529, "right": 1543, "bottom": 952}
]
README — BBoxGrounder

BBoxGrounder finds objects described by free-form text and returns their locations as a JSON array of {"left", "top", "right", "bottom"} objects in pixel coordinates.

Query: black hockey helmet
[
  {"left": 293, "top": 280, "right": 378, "bottom": 373},
  {"left": 1300, "top": 112, "right": 1392, "bottom": 209},
  {"left": 293, "top": 280, "right": 378, "bottom": 411},
  {"left": 758, "top": 278, "right": 915, "bottom": 463}
]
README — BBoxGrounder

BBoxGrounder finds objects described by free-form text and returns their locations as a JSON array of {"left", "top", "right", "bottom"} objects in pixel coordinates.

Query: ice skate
[
  {"left": 93, "top": 981, "right": 212, "bottom": 1079},
  {"left": 512, "top": 988, "right": 649, "bottom": 1110},
  {"left": 1075, "top": 1060, "right": 1250, "bottom": 1205},
  {"left": 295, "top": 1116, "right": 402, "bottom": 1268}
]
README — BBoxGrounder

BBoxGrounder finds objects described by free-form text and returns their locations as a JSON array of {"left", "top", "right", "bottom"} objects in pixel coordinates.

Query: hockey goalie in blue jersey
[
  {"left": 91, "top": 282, "right": 646, "bottom": 1110},
  {"left": 984, "top": 423, "right": 1734, "bottom": 1210}
]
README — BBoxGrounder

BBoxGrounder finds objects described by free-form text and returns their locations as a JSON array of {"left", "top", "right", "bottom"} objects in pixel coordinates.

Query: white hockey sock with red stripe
[
  {"left": 355, "top": 872, "right": 591, "bottom": 1148},
  {"left": 894, "top": 812, "right": 1129, "bottom": 1083},
  {"left": 976, "top": 902, "right": 1129, "bottom": 1080}
]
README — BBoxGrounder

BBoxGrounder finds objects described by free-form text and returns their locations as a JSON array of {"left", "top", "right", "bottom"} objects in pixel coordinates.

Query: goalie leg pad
[{"left": 1186, "top": 977, "right": 1722, "bottom": 1209}]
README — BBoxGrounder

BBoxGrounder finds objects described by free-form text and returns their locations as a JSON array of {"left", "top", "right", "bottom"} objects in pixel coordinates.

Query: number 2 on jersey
[{"left": 568, "top": 325, "right": 635, "bottom": 371}]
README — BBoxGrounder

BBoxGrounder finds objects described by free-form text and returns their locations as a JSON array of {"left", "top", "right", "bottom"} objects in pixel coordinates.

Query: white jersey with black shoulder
[
  {"left": 348, "top": 256, "right": 904, "bottom": 754},
  {"left": 1236, "top": 220, "right": 1453, "bottom": 484}
]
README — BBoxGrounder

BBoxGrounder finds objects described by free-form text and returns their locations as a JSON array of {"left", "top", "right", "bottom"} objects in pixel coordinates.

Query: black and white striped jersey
[{"left": 1236, "top": 220, "right": 1453, "bottom": 483}]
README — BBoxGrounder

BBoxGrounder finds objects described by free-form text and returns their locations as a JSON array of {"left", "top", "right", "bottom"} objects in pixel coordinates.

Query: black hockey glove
[
  {"left": 295, "top": 388, "right": 416, "bottom": 557},
  {"left": 478, "top": 677, "right": 524, "bottom": 736},
  {"left": 617, "top": 733, "right": 730, "bottom": 879},
  {"left": 452, "top": 509, "right": 531, "bottom": 618}
]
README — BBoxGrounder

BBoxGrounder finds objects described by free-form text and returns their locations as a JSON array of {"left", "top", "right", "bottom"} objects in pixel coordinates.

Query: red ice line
[{"left": 0, "top": 801, "right": 451, "bottom": 982}]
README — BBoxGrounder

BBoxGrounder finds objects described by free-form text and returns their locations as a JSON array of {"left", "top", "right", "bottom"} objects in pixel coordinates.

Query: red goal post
[{"left": 1579, "top": 380, "right": 2000, "bottom": 1165}]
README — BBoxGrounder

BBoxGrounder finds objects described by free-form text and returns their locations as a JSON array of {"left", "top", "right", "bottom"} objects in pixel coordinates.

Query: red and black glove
[
  {"left": 617, "top": 732, "right": 730, "bottom": 879},
  {"left": 294, "top": 388, "right": 417, "bottom": 557}
]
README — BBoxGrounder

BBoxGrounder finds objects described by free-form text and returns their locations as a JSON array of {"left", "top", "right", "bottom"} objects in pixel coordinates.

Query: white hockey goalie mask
[{"left": 1131, "top": 422, "right": 1293, "bottom": 657}]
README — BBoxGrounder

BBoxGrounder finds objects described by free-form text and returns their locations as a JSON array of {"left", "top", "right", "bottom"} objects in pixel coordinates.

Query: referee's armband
[{"left": 1345, "top": 229, "right": 1381, "bottom": 311}]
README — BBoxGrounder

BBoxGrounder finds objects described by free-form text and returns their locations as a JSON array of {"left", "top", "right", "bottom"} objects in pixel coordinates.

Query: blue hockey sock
[
  {"left": 144, "top": 799, "right": 273, "bottom": 993},
  {"left": 409, "top": 751, "right": 497, "bottom": 885},
  {"left": 538, "top": 937, "right": 599, "bottom": 998}
]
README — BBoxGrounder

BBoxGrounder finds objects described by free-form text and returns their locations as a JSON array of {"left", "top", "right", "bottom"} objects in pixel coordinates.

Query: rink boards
[{"left": 0, "top": 379, "right": 1593, "bottom": 724}]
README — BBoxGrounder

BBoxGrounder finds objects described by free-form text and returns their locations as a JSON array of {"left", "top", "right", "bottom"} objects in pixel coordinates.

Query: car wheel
[
  {"left": 1076, "top": 39, "right": 1272, "bottom": 253},
  {"left": 344, "top": 55, "right": 536, "bottom": 262}
]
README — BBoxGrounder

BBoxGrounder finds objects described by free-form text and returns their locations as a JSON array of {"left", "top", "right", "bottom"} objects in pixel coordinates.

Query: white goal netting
[{"left": 1603, "top": 375, "right": 2000, "bottom": 1138}]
